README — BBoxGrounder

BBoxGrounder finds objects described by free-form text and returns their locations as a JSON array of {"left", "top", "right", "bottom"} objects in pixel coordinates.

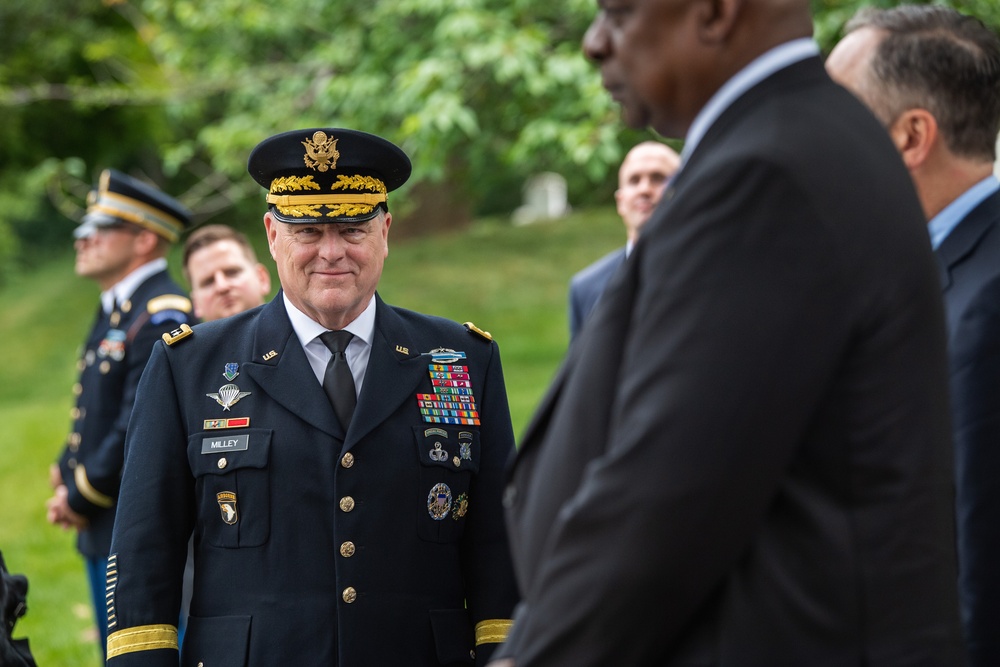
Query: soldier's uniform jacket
[
  {"left": 107, "top": 292, "right": 518, "bottom": 666},
  {"left": 58, "top": 269, "right": 193, "bottom": 557}
]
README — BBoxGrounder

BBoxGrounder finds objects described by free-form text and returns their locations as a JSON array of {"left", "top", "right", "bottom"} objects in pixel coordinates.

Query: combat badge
[
  {"left": 217, "top": 491, "right": 238, "bottom": 525},
  {"left": 452, "top": 493, "right": 469, "bottom": 520},
  {"left": 427, "top": 483, "right": 453, "bottom": 521},
  {"left": 206, "top": 383, "right": 251, "bottom": 411}
]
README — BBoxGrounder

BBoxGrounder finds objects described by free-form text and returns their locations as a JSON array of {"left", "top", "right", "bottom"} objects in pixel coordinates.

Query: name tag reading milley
[{"left": 201, "top": 434, "right": 250, "bottom": 454}]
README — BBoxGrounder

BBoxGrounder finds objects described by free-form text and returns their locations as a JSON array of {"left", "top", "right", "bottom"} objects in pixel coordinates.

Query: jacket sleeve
[
  {"left": 952, "top": 273, "right": 1000, "bottom": 666},
  {"left": 106, "top": 342, "right": 194, "bottom": 666},
  {"left": 66, "top": 305, "right": 192, "bottom": 518},
  {"left": 461, "top": 337, "right": 519, "bottom": 665}
]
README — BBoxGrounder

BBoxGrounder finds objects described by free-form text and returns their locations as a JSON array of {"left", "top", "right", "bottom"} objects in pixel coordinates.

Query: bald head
[{"left": 615, "top": 141, "right": 681, "bottom": 242}]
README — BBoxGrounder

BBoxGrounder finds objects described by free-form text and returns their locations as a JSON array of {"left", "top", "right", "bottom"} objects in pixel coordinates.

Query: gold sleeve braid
[
  {"left": 74, "top": 465, "right": 115, "bottom": 508},
  {"left": 107, "top": 624, "right": 178, "bottom": 658},
  {"left": 475, "top": 619, "right": 513, "bottom": 645}
]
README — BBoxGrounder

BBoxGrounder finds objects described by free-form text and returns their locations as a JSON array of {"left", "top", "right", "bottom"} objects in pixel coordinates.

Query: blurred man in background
[
  {"left": 183, "top": 223, "right": 271, "bottom": 322},
  {"left": 45, "top": 169, "right": 192, "bottom": 660},
  {"left": 827, "top": 7, "right": 1000, "bottom": 663},
  {"left": 491, "top": 0, "right": 963, "bottom": 663},
  {"left": 568, "top": 141, "right": 679, "bottom": 339}
]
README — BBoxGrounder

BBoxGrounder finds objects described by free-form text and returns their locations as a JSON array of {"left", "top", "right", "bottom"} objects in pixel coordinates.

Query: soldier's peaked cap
[
  {"left": 248, "top": 128, "right": 411, "bottom": 224},
  {"left": 76, "top": 169, "right": 191, "bottom": 243}
]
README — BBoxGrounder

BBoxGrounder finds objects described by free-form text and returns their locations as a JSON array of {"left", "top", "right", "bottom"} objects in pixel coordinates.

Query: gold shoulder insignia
[
  {"left": 162, "top": 323, "right": 194, "bottom": 346},
  {"left": 463, "top": 322, "right": 493, "bottom": 341},
  {"left": 148, "top": 294, "right": 193, "bottom": 314}
]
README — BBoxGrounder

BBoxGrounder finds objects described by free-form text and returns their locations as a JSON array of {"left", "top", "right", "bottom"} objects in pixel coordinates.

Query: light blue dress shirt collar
[
  {"left": 928, "top": 175, "right": 1000, "bottom": 250},
  {"left": 681, "top": 38, "right": 820, "bottom": 166}
]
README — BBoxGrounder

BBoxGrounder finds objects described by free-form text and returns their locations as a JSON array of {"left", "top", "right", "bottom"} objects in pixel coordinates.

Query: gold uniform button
[
  {"left": 110, "top": 313, "right": 120, "bottom": 327},
  {"left": 69, "top": 442, "right": 79, "bottom": 453},
  {"left": 121, "top": 300, "right": 132, "bottom": 313},
  {"left": 340, "top": 541, "right": 356, "bottom": 557},
  {"left": 217, "top": 457, "right": 228, "bottom": 470},
  {"left": 341, "top": 452, "right": 355, "bottom": 468},
  {"left": 76, "top": 359, "right": 86, "bottom": 372},
  {"left": 99, "top": 360, "right": 111, "bottom": 374},
  {"left": 342, "top": 587, "right": 357, "bottom": 603},
  {"left": 339, "top": 496, "right": 355, "bottom": 512},
  {"left": 73, "top": 383, "right": 83, "bottom": 396}
]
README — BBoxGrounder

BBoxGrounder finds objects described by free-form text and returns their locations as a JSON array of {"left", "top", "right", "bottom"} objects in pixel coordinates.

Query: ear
[
  {"left": 697, "top": 0, "right": 744, "bottom": 43},
  {"left": 382, "top": 212, "right": 392, "bottom": 258},
  {"left": 255, "top": 263, "right": 272, "bottom": 295},
  {"left": 887, "top": 108, "right": 938, "bottom": 170},
  {"left": 263, "top": 211, "right": 279, "bottom": 261},
  {"left": 134, "top": 228, "right": 161, "bottom": 256}
]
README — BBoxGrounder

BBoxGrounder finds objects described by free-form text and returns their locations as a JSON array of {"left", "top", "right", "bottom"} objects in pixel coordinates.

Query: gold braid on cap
[{"left": 267, "top": 174, "right": 388, "bottom": 218}]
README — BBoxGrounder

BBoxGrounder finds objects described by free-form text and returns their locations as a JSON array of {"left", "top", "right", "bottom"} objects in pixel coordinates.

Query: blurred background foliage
[{"left": 0, "top": 0, "right": 998, "bottom": 280}]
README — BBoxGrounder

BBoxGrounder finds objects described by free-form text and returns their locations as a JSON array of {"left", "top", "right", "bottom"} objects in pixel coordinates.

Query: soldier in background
[
  {"left": 45, "top": 169, "right": 193, "bottom": 660},
  {"left": 183, "top": 224, "right": 272, "bottom": 322}
]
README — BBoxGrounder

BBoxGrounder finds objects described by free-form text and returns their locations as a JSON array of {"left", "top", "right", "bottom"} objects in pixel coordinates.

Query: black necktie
[{"left": 320, "top": 330, "right": 356, "bottom": 429}]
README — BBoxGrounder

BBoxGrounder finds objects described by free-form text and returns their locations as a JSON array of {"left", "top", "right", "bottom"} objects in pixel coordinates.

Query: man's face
[
  {"left": 615, "top": 144, "right": 680, "bottom": 238},
  {"left": 264, "top": 211, "right": 390, "bottom": 330},
  {"left": 187, "top": 239, "right": 271, "bottom": 322},
  {"left": 583, "top": 0, "right": 704, "bottom": 136},
  {"left": 74, "top": 225, "right": 141, "bottom": 289}
]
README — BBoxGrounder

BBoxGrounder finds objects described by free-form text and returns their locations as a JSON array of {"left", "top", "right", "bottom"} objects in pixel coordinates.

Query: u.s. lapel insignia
[
  {"left": 396, "top": 344, "right": 409, "bottom": 355},
  {"left": 217, "top": 491, "right": 238, "bottom": 525},
  {"left": 223, "top": 363, "right": 240, "bottom": 381},
  {"left": 427, "top": 483, "right": 452, "bottom": 521},
  {"left": 262, "top": 350, "right": 277, "bottom": 361},
  {"left": 206, "top": 383, "right": 251, "bottom": 411}
]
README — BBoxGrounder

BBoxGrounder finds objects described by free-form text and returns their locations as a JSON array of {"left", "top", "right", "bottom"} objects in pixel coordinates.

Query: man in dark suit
[
  {"left": 489, "top": 0, "right": 964, "bottom": 664},
  {"left": 568, "top": 141, "right": 679, "bottom": 339},
  {"left": 44, "top": 169, "right": 193, "bottom": 660},
  {"left": 827, "top": 7, "right": 1000, "bottom": 663},
  {"left": 106, "top": 128, "right": 518, "bottom": 666}
]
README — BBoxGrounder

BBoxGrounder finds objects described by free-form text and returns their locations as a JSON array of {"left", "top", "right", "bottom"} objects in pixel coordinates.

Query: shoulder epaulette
[
  {"left": 148, "top": 294, "right": 192, "bottom": 315},
  {"left": 463, "top": 322, "right": 493, "bottom": 341},
  {"left": 162, "top": 323, "right": 194, "bottom": 346}
]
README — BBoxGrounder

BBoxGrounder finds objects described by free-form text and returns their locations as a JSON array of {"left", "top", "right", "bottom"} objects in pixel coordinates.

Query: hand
[
  {"left": 45, "top": 485, "right": 89, "bottom": 531},
  {"left": 49, "top": 463, "right": 63, "bottom": 489}
]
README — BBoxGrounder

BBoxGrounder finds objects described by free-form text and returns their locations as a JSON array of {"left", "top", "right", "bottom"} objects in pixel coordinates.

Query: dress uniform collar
[
  {"left": 100, "top": 258, "right": 168, "bottom": 315},
  {"left": 282, "top": 292, "right": 376, "bottom": 390}
]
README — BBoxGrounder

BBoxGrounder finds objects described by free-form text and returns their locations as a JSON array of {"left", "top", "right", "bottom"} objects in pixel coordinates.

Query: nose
[
  {"left": 317, "top": 227, "right": 348, "bottom": 262},
  {"left": 582, "top": 12, "right": 610, "bottom": 63},
  {"left": 213, "top": 270, "right": 231, "bottom": 290}
]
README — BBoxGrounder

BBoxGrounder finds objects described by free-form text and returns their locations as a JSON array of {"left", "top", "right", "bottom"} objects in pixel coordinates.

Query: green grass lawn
[{"left": 0, "top": 206, "right": 623, "bottom": 665}]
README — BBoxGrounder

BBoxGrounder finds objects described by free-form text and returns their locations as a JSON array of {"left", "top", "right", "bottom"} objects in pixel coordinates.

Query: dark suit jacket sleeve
[
  {"left": 952, "top": 273, "right": 1000, "bottom": 664},
  {"left": 503, "top": 158, "right": 896, "bottom": 663}
]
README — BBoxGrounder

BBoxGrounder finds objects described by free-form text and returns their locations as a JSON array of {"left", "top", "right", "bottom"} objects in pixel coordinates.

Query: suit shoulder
[
  {"left": 389, "top": 306, "right": 498, "bottom": 347},
  {"left": 570, "top": 248, "right": 625, "bottom": 288}
]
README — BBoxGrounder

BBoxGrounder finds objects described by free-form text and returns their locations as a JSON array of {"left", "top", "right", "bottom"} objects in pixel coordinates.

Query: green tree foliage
[{"left": 1, "top": 0, "right": 998, "bottom": 275}]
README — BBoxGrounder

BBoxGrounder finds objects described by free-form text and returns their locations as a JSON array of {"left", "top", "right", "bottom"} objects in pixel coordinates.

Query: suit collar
[
  {"left": 346, "top": 294, "right": 430, "bottom": 448},
  {"left": 935, "top": 188, "right": 1000, "bottom": 290},
  {"left": 241, "top": 293, "right": 343, "bottom": 438},
  {"left": 240, "top": 292, "right": 431, "bottom": 447}
]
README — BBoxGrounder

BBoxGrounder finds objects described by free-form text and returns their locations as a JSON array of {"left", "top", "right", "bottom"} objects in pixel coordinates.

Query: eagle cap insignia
[{"left": 302, "top": 131, "right": 340, "bottom": 172}]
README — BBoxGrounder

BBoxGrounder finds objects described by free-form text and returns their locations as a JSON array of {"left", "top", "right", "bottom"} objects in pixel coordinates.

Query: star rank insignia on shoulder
[
  {"left": 463, "top": 322, "right": 492, "bottom": 341},
  {"left": 162, "top": 323, "right": 194, "bottom": 346}
]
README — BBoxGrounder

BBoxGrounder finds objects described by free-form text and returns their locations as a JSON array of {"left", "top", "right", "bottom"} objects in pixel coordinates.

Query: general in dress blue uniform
[{"left": 106, "top": 129, "right": 518, "bottom": 666}]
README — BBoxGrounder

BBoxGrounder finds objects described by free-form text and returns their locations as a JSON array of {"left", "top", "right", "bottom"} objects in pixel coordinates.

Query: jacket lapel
[
  {"left": 241, "top": 295, "right": 343, "bottom": 439},
  {"left": 934, "top": 189, "right": 1000, "bottom": 291},
  {"left": 344, "top": 295, "right": 428, "bottom": 449}
]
